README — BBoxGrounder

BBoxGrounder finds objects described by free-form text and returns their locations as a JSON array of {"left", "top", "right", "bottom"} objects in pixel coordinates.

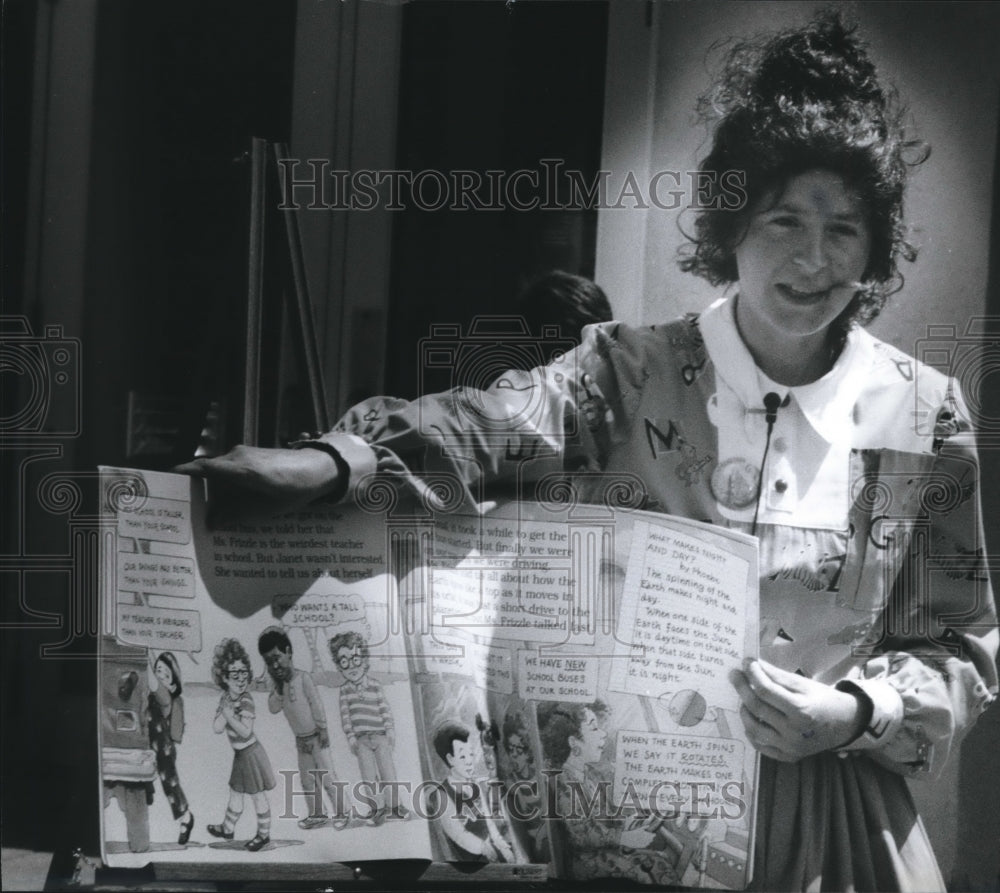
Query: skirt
[
  {"left": 229, "top": 740, "right": 276, "bottom": 795},
  {"left": 751, "top": 752, "right": 945, "bottom": 892}
]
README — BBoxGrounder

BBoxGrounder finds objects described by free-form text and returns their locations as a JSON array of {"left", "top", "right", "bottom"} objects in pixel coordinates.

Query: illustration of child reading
[
  {"left": 536, "top": 700, "right": 685, "bottom": 885},
  {"left": 146, "top": 651, "right": 194, "bottom": 845},
  {"left": 476, "top": 713, "right": 513, "bottom": 843},
  {"left": 328, "top": 631, "right": 407, "bottom": 824},
  {"left": 431, "top": 721, "right": 515, "bottom": 863},
  {"left": 207, "top": 638, "right": 275, "bottom": 852},
  {"left": 502, "top": 710, "right": 548, "bottom": 861}
]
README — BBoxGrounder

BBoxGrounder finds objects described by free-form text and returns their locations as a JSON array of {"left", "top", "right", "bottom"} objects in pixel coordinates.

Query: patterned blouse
[{"left": 312, "top": 295, "right": 997, "bottom": 778}]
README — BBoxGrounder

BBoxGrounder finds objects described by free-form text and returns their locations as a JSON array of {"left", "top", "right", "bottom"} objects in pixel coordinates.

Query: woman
[
  {"left": 147, "top": 650, "right": 194, "bottom": 845},
  {"left": 536, "top": 701, "right": 686, "bottom": 886},
  {"left": 181, "top": 12, "right": 997, "bottom": 890},
  {"left": 207, "top": 638, "right": 276, "bottom": 852}
]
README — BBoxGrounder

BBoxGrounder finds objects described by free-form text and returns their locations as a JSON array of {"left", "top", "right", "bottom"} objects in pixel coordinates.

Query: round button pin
[{"left": 710, "top": 459, "right": 760, "bottom": 509}]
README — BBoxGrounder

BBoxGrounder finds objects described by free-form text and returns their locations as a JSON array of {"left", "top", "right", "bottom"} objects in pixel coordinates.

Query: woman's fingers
[
  {"left": 173, "top": 446, "right": 342, "bottom": 526},
  {"left": 742, "top": 659, "right": 807, "bottom": 714},
  {"left": 753, "top": 658, "right": 808, "bottom": 692},
  {"left": 732, "top": 670, "right": 788, "bottom": 730}
]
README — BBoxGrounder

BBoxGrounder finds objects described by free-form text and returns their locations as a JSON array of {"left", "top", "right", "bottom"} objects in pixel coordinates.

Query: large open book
[{"left": 98, "top": 467, "right": 759, "bottom": 888}]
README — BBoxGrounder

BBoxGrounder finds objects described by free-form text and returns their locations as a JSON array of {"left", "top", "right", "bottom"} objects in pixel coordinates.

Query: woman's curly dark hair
[{"left": 679, "top": 10, "right": 927, "bottom": 338}]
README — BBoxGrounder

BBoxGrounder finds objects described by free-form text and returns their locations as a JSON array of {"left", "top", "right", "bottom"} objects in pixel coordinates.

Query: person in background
[
  {"left": 514, "top": 269, "right": 613, "bottom": 346},
  {"left": 462, "top": 269, "right": 613, "bottom": 388}
]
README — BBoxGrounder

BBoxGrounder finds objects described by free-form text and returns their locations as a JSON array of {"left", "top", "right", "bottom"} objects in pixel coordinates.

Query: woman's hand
[
  {"left": 730, "top": 659, "right": 865, "bottom": 761},
  {"left": 175, "top": 445, "right": 342, "bottom": 524}
]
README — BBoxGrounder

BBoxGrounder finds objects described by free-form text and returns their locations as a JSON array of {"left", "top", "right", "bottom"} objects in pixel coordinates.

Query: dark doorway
[{"left": 385, "top": 1, "right": 609, "bottom": 398}]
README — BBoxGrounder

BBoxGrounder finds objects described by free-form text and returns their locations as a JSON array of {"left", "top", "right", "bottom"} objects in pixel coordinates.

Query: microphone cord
[{"left": 751, "top": 392, "right": 782, "bottom": 537}]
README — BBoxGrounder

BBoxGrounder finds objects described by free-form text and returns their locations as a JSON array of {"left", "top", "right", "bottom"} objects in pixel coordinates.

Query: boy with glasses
[{"left": 329, "top": 631, "right": 407, "bottom": 823}]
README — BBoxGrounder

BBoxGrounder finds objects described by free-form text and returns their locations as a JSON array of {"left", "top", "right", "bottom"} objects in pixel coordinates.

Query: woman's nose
[{"left": 792, "top": 230, "right": 830, "bottom": 274}]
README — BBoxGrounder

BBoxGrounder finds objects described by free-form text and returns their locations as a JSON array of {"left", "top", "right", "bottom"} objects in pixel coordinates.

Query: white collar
[{"left": 699, "top": 296, "right": 875, "bottom": 443}]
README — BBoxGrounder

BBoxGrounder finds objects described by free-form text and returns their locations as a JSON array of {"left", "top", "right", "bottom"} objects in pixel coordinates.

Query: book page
[
  {"left": 402, "top": 506, "right": 591, "bottom": 867},
  {"left": 98, "top": 468, "right": 432, "bottom": 869},
  {"left": 401, "top": 502, "right": 759, "bottom": 888}
]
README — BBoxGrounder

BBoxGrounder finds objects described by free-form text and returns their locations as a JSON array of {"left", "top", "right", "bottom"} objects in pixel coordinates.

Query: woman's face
[
  {"left": 225, "top": 659, "right": 250, "bottom": 696},
  {"left": 734, "top": 169, "right": 871, "bottom": 346},
  {"left": 155, "top": 658, "right": 175, "bottom": 690},
  {"left": 572, "top": 708, "right": 607, "bottom": 764}
]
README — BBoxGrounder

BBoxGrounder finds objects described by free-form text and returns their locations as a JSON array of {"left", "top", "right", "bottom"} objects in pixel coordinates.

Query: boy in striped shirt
[{"left": 329, "top": 631, "right": 408, "bottom": 823}]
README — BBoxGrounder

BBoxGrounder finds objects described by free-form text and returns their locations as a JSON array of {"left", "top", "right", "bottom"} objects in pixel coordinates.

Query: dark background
[{"left": 1, "top": 0, "right": 607, "bottom": 872}]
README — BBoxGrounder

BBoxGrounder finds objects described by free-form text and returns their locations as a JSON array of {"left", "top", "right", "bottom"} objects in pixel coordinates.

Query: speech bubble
[
  {"left": 420, "top": 637, "right": 513, "bottom": 693},
  {"left": 117, "top": 604, "right": 202, "bottom": 653},
  {"left": 613, "top": 731, "right": 745, "bottom": 814},
  {"left": 272, "top": 590, "right": 366, "bottom": 628},
  {"left": 117, "top": 497, "right": 191, "bottom": 544},
  {"left": 117, "top": 552, "right": 195, "bottom": 599},
  {"left": 517, "top": 652, "right": 600, "bottom": 702}
]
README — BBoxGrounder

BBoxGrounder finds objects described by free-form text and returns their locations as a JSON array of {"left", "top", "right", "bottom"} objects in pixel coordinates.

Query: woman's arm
[
  {"left": 840, "top": 416, "right": 997, "bottom": 776},
  {"left": 176, "top": 322, "right": 650, "bottom": 518},
  {"left": 839, "top": 387, "right": 998, "bottom": 777},
  {"left": 732, "top": 660, "right": 869, "bottom": 761}
]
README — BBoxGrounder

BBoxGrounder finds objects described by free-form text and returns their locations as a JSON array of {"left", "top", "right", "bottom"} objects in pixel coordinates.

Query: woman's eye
[
  {"left": 768, "top": 216, "right": 798, "bottom": 229},
  {"left": 830, "top": 224, "right": 860, "bottom": 238}
]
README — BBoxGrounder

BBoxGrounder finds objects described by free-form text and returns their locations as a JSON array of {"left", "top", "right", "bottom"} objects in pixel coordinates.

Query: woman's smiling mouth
[{"left": 776, "top": 283, "right": 832, "bottom": 303}]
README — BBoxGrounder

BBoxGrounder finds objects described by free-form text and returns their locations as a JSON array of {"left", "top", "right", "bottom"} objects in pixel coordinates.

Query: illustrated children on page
[
  {"left": 329, "top": 630, "right": 408, "bottom": 823},
  {"left": 258, "top": 626, "right": 349, "bottom": 830},
  {"left": 432, "top": 720, "right": 516, "bottom": 863},
  {"left": 207, "top": 638, "right": 275, "bottom": 852},
  {"left": 146, "top": 650, "right": 194, "bottom": 846}
]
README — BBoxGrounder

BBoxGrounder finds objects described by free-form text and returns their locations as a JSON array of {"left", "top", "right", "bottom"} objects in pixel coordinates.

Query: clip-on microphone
[
  {"left": 763, "top": 391, "right": 781, "bottom": 427},
  {"left": 751, "top": 392, "right": 783, "bottom": 536}
]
